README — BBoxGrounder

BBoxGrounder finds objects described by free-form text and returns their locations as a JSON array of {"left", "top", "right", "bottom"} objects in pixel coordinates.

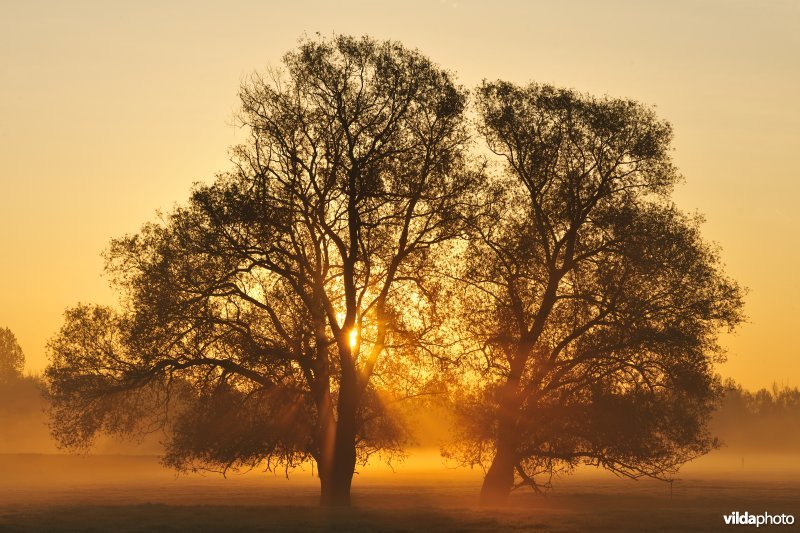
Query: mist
[
  {"left": 2, "top": 374, "right": 798, "bottom": 476},
  {"left": 1, "top": 374, "right": 799, "bottom": 530}
]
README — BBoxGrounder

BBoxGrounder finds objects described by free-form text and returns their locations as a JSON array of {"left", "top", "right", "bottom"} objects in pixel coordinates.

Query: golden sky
[{"left": 1, "top": 0, "right": 798, "bottom": 390}]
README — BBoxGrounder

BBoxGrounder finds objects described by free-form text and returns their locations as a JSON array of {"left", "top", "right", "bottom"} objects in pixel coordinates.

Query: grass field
[{"left": 0, "top": 452, "right": 797, "bottom": 532}]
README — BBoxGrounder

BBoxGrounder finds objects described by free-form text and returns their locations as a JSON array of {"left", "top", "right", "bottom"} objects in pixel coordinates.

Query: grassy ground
[{"left": 0, "top": 454, "right": 797, "bottom": 532}]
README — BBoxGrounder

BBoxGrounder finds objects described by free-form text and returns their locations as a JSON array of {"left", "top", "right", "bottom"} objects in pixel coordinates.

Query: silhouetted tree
[
  {"left": 44, "top": 38, "right": 746, "bottom": 507},
  {"left": 448, "top": 82, "right": 744, "bottom": 503},
  {"left": 46, "top": 35, "right": 475, "bottom": 507},
  {"left": 0, "top": 327, "right": 25, "bottom": 382}
]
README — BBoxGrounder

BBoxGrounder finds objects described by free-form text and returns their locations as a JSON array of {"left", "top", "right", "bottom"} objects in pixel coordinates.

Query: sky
[{"left": 1, "top": 0, "right": 798, "bottom": 390}]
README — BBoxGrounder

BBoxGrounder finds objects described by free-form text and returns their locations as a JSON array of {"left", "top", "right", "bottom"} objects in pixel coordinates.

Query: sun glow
[{"left": 336, "top": 311, "right": 360, "bottom": 351}]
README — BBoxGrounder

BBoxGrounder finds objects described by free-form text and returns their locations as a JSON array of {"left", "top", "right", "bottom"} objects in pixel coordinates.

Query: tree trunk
[
  {"left": 319, "top": 380, "right": 358, "bottom": 507},
  {"left": 480, "top": 380, "right": 520, "bottom": 505},
  {"left": 319, "top": 433, "right": 356, "bottom": 506},
  {"left": 480, "top": 438, "right": 516, "bottom": 505},
  {"left": 319, "top": 454, "right": 355, "bottom": 507}
]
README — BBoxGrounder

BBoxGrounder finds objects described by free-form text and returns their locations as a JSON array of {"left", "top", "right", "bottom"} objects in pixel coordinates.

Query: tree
[
  {"left": 712, "top": 380, "right": 800, "bottom": 451},
  {"left": 46, "top": 35, "right": 474, "bottom": 507},
  {"left": 0, "top": 327, "right": 25, "bottom": 382},
  {"left": 448, "top": 82, "right": 744, "bottom": 504}
]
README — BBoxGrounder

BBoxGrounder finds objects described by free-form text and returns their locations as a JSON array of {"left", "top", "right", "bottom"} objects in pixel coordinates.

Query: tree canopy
[
  {"left": 446, "top": 82, "right": 744, "bottom": 502},
  {"left": 46, "top": 34, "right": 476, "bottom": 507},
  {"left": 45, "top": 36, "right": 744, "bottom": 508}
]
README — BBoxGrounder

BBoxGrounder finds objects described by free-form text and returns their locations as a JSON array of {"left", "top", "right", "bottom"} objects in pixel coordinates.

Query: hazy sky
[{"left": 1, "top": 0, "right": 798, "bottom": 390}]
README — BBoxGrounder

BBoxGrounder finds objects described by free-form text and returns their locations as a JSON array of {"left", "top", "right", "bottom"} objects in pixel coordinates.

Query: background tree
[
  {"left": 46, "top": 35, "right": 475, "bottom": 507},
  {"left": 712, "top": 380, "right": 800, "bottom": 452},
  {"left": 448, "top": 82, "right": 744, "bottom": 503},
  {"left": 0, "top": 327, "right": 25, "bottom": 382}
]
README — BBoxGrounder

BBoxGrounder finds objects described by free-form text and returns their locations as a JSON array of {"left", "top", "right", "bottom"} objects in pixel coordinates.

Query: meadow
[{"left": 1, "top": 451, "right": 797, "bottom": 532}]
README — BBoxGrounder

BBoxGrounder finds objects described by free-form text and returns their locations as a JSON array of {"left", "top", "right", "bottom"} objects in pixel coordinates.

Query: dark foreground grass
[
  {"left": 0, "top": 454, "right": 798, "bottom": 532},
  {"left": 1, "top": 504, "right": 528, "bottom": 533},
  {"left": 2, "top": 486, "right": 798, "bottom": 532}
]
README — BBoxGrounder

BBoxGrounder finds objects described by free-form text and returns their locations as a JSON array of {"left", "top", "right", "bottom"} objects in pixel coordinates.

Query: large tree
[
  {"left": 46, "top": 35, "right": 474, "bottom": 507},
  {"left": 448, "top": 82, "right": 744, "bottom": 503}
]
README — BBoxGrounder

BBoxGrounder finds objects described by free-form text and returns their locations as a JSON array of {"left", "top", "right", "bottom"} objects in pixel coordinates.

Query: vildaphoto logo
[{"left": 723, "top": 512, "right": 795, "bottom": 527}]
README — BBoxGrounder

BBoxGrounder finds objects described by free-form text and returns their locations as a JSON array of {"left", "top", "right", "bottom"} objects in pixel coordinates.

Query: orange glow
[{"left": 1, "top": 2, "right": 798, "bottom": 391}]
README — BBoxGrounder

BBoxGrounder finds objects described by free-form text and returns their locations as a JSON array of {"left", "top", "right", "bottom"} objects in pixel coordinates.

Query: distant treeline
[
  {"left": 0, "top": 375, "right": 51, "bottom": 453},
  {"left": 0, "top": 374, "right": 161, "bottom": 454},
  {"left": 1, "top": 374, "right": 798, "bottom": 454},
  {"left": 712, "top": 380, "right": 800, "bottom": 452}
]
